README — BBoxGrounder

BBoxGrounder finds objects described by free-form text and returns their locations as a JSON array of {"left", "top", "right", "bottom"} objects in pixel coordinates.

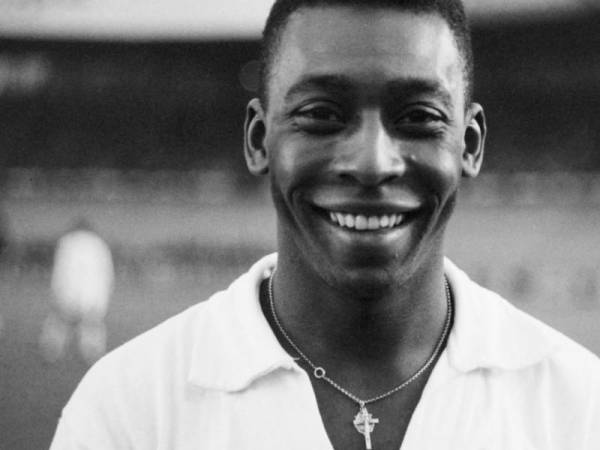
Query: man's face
[{"left": 246, "top": 6, "right": 485, "bottom": 292}]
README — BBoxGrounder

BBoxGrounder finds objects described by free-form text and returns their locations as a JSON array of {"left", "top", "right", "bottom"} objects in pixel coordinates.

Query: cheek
[
  {"left": 410, "top": 142, "right": 462, "bottom": 198},
  {"left": 267, "top": 135, "right": 333, "bottom": 192},
  {"left": 437, "top": 152, "right": 462, "bottom": 189}
]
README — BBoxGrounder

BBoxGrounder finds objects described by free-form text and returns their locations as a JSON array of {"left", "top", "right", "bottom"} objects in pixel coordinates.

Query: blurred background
[{"left": 0, "top": 0, "right": 598, "bottom": 448}]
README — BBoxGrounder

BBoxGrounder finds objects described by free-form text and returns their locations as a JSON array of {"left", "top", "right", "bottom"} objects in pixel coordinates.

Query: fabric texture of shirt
[{"left": 50, "top": 254, "right": 600, "bottom": 449}]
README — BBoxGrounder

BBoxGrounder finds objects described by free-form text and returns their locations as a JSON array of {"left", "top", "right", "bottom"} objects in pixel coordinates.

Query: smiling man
[{"left": 51, "top": 1, "right": 600, "bottom": 449}]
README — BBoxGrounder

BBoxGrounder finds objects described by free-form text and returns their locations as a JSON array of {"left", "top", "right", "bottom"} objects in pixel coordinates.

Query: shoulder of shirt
[
  {"left": 66, "top": 253, "right": 281, "bottom": 406},
  {"left": 444, "top": 258, "right": 600, "bottom": 380},
  {"left": 77, "top": 281, "right": 234, "bottom": 391},
  {"left": 54, "top": 273, "right": 249, "bottom": 446}
]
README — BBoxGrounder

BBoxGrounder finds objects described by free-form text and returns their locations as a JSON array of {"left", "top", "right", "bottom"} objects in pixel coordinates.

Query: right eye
[
  {"left": 293, "top": 103, "right": 345, "bottom": 134},
  {"left": 298, "top": 106, "right": 342, "bottom": 122}
]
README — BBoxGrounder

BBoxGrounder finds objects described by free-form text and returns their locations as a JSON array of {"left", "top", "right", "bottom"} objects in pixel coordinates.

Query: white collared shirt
[{"left": 51, "top": 254, "right": 600, "bottom": 449}]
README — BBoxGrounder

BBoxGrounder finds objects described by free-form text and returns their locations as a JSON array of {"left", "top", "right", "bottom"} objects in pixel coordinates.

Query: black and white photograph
[{"left": 0, "top": 0, "right": 599, "bottom": 448}]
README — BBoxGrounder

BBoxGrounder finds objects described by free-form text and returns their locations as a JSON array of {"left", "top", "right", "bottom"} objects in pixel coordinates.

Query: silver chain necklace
[{"left": 267, "top": 269, "right": 452, "bottom": 450}]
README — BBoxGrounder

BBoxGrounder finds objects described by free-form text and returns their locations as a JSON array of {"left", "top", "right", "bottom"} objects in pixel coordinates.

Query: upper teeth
[{"left": 328, "top": 212, "right": 404, "bottom": 230}]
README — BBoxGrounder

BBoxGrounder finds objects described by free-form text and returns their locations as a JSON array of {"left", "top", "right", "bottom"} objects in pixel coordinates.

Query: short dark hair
[{"left": 259, "top": 0, "right": 474, "bottom": 107}]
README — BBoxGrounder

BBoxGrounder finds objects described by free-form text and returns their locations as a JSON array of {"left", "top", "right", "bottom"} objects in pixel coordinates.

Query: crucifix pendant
[{"left": 353, "top": 404, "right": 379, "bottom": 450}]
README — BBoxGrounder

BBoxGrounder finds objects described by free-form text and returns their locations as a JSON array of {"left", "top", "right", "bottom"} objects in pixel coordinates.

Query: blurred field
[{"left": 1, "top": 174, "right": 600, "bottom": 449}]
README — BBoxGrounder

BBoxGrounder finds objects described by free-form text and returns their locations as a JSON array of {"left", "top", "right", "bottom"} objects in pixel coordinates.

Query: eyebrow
[
  {"left": 385, "top": 78, "right": 455, "bottom": 111},
  {"left": 284, "top": 74, "right": 454, "bottom": 110},
  {"left": 284, "top": 74, "right": 354, "bottom": 103}
]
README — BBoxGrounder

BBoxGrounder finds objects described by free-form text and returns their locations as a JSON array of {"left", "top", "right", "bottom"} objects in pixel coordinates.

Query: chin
[{"left": 320, "top": 251, "right": 419, "bottom": 298}]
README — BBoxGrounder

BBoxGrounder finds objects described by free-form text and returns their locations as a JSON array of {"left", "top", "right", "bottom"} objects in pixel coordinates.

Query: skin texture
[{"left": 245, "top": 6, "right": 486, "bottom": 449}]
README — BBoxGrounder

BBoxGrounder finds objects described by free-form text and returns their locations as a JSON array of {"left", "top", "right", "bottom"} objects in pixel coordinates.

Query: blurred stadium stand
[{"left": 0, "top": 14, "right": 598, "bottom": 171}]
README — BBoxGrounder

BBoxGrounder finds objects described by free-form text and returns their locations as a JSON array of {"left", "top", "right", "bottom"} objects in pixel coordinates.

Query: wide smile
[
  {"left": 303, "top": 199, "right": 429, "bottom": 264},
  {"left": 326, "top": 211, "right": 407, "bottom": 231},
  {"left": 308, "top": 199, "right": 423, "bottom": 235}
]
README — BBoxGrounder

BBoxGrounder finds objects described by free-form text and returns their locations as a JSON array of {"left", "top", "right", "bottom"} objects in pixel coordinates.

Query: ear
[
  {"left": 244, "top": 98, "right": 269, "bottom": 175},
  {"left": 461, "top": 103, "right": 486, "bottom": 178}
]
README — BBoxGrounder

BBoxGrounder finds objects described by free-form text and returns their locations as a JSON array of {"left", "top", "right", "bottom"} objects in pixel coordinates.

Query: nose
[{"left": 338, "top": 113, "right": 406, "bottom": 186}]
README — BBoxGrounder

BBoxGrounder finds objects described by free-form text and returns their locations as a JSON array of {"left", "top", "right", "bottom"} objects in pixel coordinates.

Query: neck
[{"left": 265, "top": 250, "right": 449, "bottom": 376}]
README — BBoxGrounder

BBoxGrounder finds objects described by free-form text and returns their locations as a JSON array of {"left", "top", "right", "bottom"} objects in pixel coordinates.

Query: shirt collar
[
  {"left": 188, "top": 253, "right": 298, "bottom": 392},
  {"left": 188, "top": 254, "right": 562, "bottom": 392},
  {"left": 444, "top": 258, "right": 561, "bottom": 373}
]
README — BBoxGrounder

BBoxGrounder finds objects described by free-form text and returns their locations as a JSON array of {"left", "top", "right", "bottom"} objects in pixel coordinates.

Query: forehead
[{"left": 268, "top": 6, "right": 464, "bottom": 107}]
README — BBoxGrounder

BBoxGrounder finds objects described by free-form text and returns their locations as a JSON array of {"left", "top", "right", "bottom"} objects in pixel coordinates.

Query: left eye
[
  {"left": 393, "top": 107, "right": 447, "bottom": 137},
  {"left": 397, "top": 109, "right": 444, "bottom": 125}
]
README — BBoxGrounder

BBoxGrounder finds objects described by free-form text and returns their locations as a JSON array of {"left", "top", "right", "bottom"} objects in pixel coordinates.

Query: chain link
[{"left": 267, "top": 268, "right": 452, "bottom": 407}]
